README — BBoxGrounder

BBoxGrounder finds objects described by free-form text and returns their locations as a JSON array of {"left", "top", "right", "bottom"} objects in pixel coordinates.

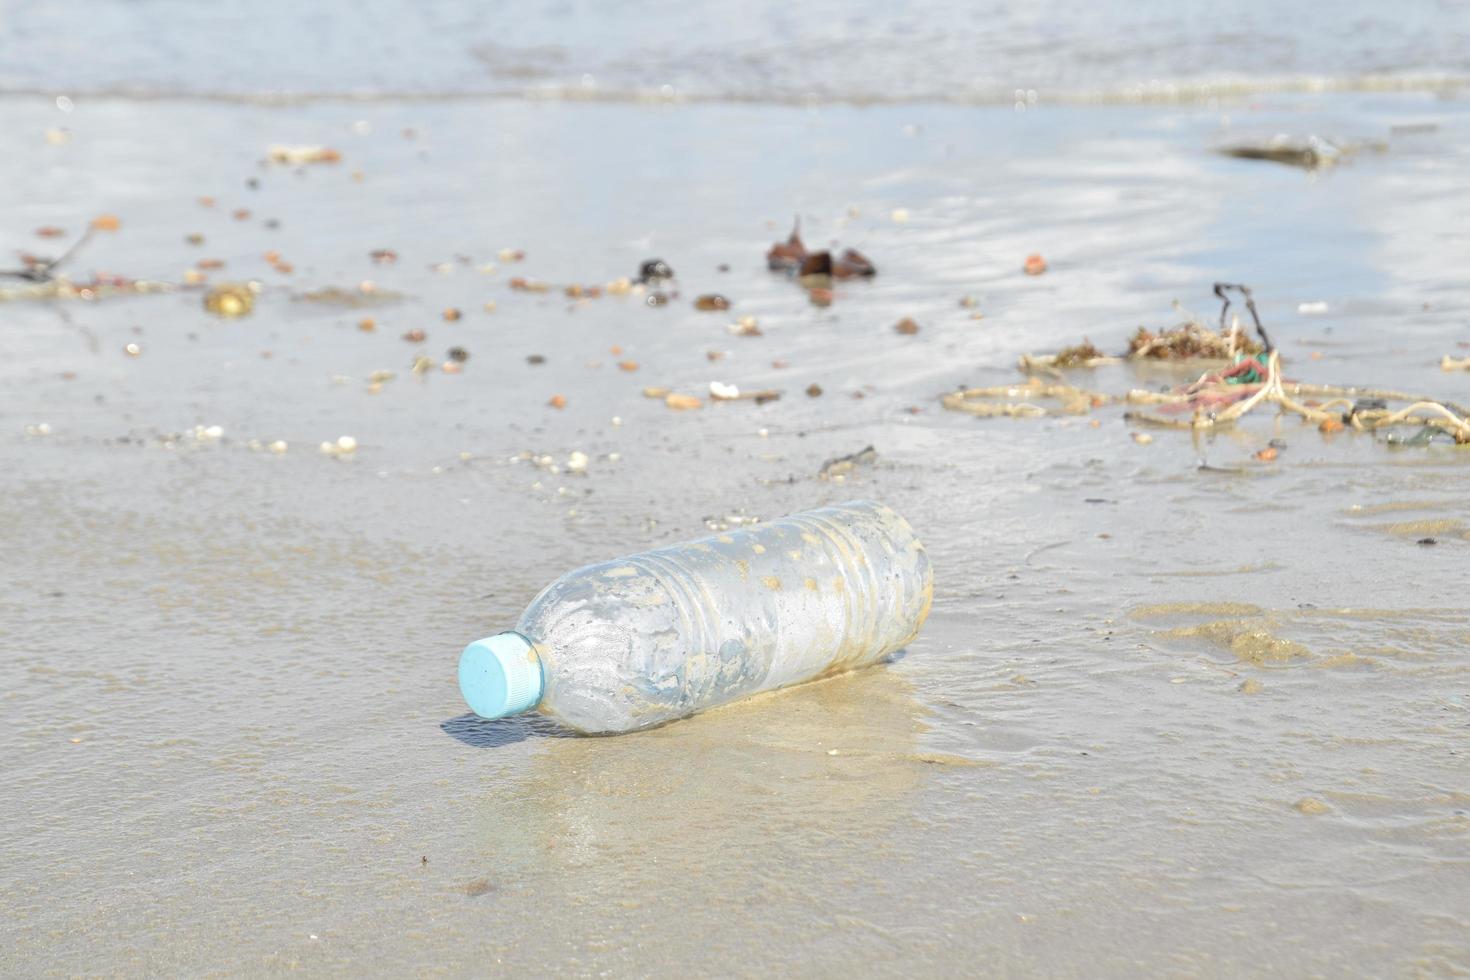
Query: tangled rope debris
[{"left": 948, "top": 283, "right": 1470, "bottom": 445}]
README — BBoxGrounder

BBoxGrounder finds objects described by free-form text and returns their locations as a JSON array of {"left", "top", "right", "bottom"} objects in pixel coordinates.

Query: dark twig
[
  {"left": 1, "top": 226, "right": 96, "bottom": 282},
  {"left": 1214, "top": 282, "right": 1273, "bottom": 353}
]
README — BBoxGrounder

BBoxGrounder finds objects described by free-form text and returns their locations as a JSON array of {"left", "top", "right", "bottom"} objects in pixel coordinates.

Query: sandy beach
[{"left": 3, "top": 5, "right": 1470, "bottom": 974}]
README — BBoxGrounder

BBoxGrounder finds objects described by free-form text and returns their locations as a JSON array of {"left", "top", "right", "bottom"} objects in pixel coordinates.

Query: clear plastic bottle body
[{"left": 517, "top": 500, "right": 932, "bottom": 733}]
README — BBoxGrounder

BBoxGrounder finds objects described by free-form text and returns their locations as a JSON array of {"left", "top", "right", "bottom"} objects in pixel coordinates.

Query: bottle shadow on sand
[{"left": 439, "top": 711, "right": 575, "bottom": 748}]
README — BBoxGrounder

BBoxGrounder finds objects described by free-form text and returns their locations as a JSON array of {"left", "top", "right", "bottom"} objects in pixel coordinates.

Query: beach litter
[
  {"left": 951, "top": 283, "right": 1470, "bottom": 445},
  {"left": 818, "top": 445, "right": 877, "bottom": 480},
  {"left": 1218, "top": 135, "right": 1385, "bottom": 170},
  {"left": 766, "top": 219, "right": 876, "bottom": 303}
]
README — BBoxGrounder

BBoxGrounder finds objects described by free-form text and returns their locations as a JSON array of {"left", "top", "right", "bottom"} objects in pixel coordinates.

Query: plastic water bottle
[{"left": 458, "top": 500, "right": 932, "bottom": 734}]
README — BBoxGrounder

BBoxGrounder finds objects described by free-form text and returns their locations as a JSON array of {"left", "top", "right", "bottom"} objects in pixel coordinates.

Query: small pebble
[
  {"left": 358, "top": 318, "right": 376, "bottom": 332},
  {"left": 694, "top": 294, "right": 731, "bottom": 311},
  {"left": 1131, "top": 432, "right": 1153, "bottom": 445},
  {"left": 442, "top": 308, "right": 461, "bottom": 321},
  {"left": 269, "top": 440, "right": 288, "bottom": 454},
  {"left": 204, "top": 283, "right": 255, "bottom": 317},
  {"left": 1294, "top": 798, "right": 1330, "bottom": 815},
  {"left": 891, "top": 208, "right": 910, "bottom": 223},
  {"left": 1254, "top": 447, "right": 1278, "bottom": 462},
  {"left": 403, "top": 328, "right": 427, "bottom": 343},
  {"left": 548, "top": 394, "right": 567, "bottom": 409},
  {"left": 665, "top": 393, "right": 702, "bottom": 411},
  {"left": 1024, "top": 254, "right": 1048, "bottom": 276},
  {"left": 567, "top": 451, "right": 589, "bottom": 473},
  {"left": 527, "top": 354, "right": 545, "bottom": 365},
  {"left": 806, "top": 383, "right": 823, "bottom": 397},
  {"left": 447, "top": 346, "right": 469, "bottom": 363},
  {"left": 709, "top": 381, "right": 740, "bottom": 400},
  {"left": 124, "top": 342, "right": 142, "bottom": 357},
  {"left": 617, "top": 360, "right": 639, "bottom": 372},
  {"left": 894, "top": 317, "right": 920, "bottom": 335}
]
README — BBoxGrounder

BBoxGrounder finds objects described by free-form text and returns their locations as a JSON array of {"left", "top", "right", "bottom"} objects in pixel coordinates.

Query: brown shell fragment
[{"left": 766, "top": 220, "right": 807, "bottom": 272}]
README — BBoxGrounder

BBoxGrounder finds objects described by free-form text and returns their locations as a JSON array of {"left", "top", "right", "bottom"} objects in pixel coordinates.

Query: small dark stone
[
  {"left": 447, "top": 347, "right": 469, "bottom": 363},
  {"left": 526, "top": 354, "right": 545, "bottom": 365},
  {"left": 806, "top": 383, "right": 823, "bottom": 397},
  {"left": 638, "top": 259, "right": 674, "bottom": 283},
  {"left": 1417, "top": 537, "right": 1438, "bottom": 546}
]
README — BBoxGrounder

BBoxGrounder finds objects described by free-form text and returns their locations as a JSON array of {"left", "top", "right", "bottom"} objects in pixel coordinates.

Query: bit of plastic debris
[
  {"left": 1297, "top": 301, "right": 1329, "bottom": 314},
  {"left": 709, "top": 381, "right": 740, "bottom": 400}
]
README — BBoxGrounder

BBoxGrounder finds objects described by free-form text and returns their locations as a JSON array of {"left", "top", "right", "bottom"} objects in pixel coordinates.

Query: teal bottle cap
[{"left": 459, "top": 632, "right": 544, "bottom": 719}]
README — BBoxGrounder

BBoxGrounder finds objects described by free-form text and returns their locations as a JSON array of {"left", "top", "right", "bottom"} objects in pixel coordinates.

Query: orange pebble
[
  {"left": 617, "top": 360, "right": 639, "bottom": 372},
  {"left": 548, "top": 394, "right": 567, "bottom": 409},
  {"left": 442, "top": 308, "right": 461, "bottom": 322},
  {"left": 1254, "top": 447, "right": 1278, "bottom": 462},
  {"left": 358, "top": 318, "right": 376, "bottom": 332},
  {"left": 609, "top": 345, "right": 623, "bottom": 355},
  {"left": 1024, "top": 254, "right": 1048, "bottom": 276},
  {"left": 233, "top": 208, "right": 252, "bottom": 221},
  {"left": 91, "top": 214, "right": 121, "bottom": 231},
  {"left": 1319, "top": 417, "right": 1344, "bottom": 434}
]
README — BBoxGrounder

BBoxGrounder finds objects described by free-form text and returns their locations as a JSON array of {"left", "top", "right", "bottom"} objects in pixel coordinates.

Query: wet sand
[{"left": 2, "top": 92, "right": 1469, "bottom": 975}]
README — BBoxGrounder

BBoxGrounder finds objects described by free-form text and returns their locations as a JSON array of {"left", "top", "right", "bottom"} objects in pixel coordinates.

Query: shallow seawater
[{"left": 2, "top": 86, "right": 1469, "bottom": 976}]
